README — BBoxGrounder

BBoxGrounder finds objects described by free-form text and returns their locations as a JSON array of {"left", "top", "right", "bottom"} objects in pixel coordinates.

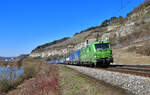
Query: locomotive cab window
[{"left": 95, "top": 43, "right": 110, "bottom": 50}]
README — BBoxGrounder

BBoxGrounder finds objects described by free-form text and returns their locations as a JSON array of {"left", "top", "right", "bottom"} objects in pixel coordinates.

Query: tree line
[{"left": 100, "top": 16, "right": 124, "bottom": 27}]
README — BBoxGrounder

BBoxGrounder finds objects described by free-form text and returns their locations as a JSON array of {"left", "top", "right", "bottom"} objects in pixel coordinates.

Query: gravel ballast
[{"left": 67, "top": 65, "right": 150, "bottom": 95}]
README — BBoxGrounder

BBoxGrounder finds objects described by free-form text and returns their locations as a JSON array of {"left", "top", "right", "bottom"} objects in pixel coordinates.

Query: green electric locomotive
[{"left": 80, "top": 40, "right": 113, "bottom": 67}]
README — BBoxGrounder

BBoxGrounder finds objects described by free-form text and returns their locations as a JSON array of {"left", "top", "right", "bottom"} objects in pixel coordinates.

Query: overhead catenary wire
[
  {"left": 121, "top": 0, "right": 123, "bottom": 9},
  {"left": 112, "top": 0, "right": 136, "bottom": 16}
]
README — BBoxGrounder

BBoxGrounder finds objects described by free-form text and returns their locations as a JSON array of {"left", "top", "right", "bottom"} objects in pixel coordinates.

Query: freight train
[{"left": 49, "top": 40, "right": 113, "bottom": 67}]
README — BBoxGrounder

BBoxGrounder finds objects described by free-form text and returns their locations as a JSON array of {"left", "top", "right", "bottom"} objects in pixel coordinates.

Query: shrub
[
  {"left": 0, "top": 79, "right": 13, "bottom": 92},
  {"left": 23, "top": 65, "right": 36, "bottom": 79},
  {"left": 136, "top": 45, "right": 150, "bottom": 56},
  {"left": 127, "top": 43, "right": 150, "bottom": 56},
  {"left": 127, "top": 46, "right": 137, "bottom": 52}
]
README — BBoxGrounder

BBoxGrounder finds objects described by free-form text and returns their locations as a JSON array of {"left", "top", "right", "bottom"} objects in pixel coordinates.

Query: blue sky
[{"left": 0, "top": 0, "right": 145, "bottom": 57}]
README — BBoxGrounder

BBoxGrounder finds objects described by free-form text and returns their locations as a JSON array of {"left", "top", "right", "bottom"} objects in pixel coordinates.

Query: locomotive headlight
[{"left": 94, "top": 54, "right": 96, "bottom": 58}]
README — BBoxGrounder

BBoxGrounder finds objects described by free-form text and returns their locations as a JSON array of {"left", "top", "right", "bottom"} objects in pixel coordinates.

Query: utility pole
[
  {"left": 96, "top": 33, "right": 99, "bottom": 41},
  {"left": 86, "top": 40, "right": 89, "bottom": 45}
]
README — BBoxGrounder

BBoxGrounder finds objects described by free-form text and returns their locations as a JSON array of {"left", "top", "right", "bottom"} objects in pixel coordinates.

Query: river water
[{"left": 0, "top": 66, "right": 24, "bottom": 80}]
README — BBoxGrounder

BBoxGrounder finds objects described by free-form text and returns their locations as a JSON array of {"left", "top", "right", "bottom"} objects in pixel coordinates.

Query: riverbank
[
  {"left": 0, "top": 61, "right": 15, "bottom": 67},
  {"left": 0, "top": 57, "right": 42, "bottom": 94},
  {"left": 7, "top": 63, "right": 59, "bottom": 95}
]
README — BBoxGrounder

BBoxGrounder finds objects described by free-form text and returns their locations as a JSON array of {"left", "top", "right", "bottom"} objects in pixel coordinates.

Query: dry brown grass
[
  {"left": 127, "top": 43, "right": 150, "bottom": 56},
  {"left": 136, "top": 45, "right": 150, "bottom": 56},
  {"left": 0, "top": 58, "right": 41, "bottom": 94},
  {"left": 7, "top": 64, "right": 59, "bottom": 95},
  {"left": 113, "top": 47, "right": 150, "bottom": 65},
  {"left": 59, "top": 65, "right": 127, "bottom": 95}
]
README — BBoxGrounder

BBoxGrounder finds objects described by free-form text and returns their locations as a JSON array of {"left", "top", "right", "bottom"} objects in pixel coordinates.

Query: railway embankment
[
  {"left": 67, "top": 65, "right": 150, "bottom": 95},
  {"left": 59, "top": 65, "right": 129, "bottom": 95}
]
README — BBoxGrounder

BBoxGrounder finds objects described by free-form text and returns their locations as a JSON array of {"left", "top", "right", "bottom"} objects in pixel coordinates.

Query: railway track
[
  {"left": 99, "top": 64, "right": 150, "bottom": 77},
  {"left": 77, "top": 64, "right": 150, "bottom": 77},
  {"left": 60, "top": 63, "right": 150, "bottom": 77},
  {"left": 66, "top": 64, "right": 150, "bottom": 95}
]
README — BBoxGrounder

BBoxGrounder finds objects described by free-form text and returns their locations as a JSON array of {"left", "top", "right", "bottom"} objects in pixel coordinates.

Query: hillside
[
  {"left": 32, "top": 37, "right": 70, "bottom": 53},
  {"left": 30, "top": 0, "right": 150, "bottom": 60},
  {"left": 0, "top": 57, "right": 15, "bottom": 61}
]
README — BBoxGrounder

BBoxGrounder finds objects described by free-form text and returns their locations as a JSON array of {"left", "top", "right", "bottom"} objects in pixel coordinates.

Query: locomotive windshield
[{"left": 95, "top": 43, "right": 110, "bottom": 50}]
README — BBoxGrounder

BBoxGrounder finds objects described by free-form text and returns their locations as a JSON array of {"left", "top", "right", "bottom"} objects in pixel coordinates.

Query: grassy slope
[
  {"left": 113, "top": 40, "right": 150, "bottom": 65},
  {"left": 59, "top": 65, "right": 129, "bottom": 95},
  {"left": 114, "top": 49, "right": 150, "bottom": 65}
]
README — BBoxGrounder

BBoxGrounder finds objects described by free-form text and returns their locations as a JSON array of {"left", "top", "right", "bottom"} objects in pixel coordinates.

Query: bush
[
  {"left": 127, "top": 46, "right": 137, "bottom": 52},
  {"left": 127, "top": 43, "right": 150, "bottom": 56},
  {"left": 136, "top": 45, "right": 150, "bottom": 56},
  {"left": 23, "top": 65, "right": 36, "bottom": 79},
  {"left": 12, "top": 65, "right": 36, "bottom": 88},
  {"left": 0, "top": 79, "right": 14, "bottom": 92}
]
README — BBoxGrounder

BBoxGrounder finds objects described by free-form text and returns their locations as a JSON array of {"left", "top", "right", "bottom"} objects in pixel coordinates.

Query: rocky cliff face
[
  {"left": 30, "top": 38, "right": 96, "bottom": 58},
  {"left": 103, "top": 1, "right": 150, "bottom": 47},
  {"left": 30, "top": 1, "right": 150, "bottom": 59}
]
